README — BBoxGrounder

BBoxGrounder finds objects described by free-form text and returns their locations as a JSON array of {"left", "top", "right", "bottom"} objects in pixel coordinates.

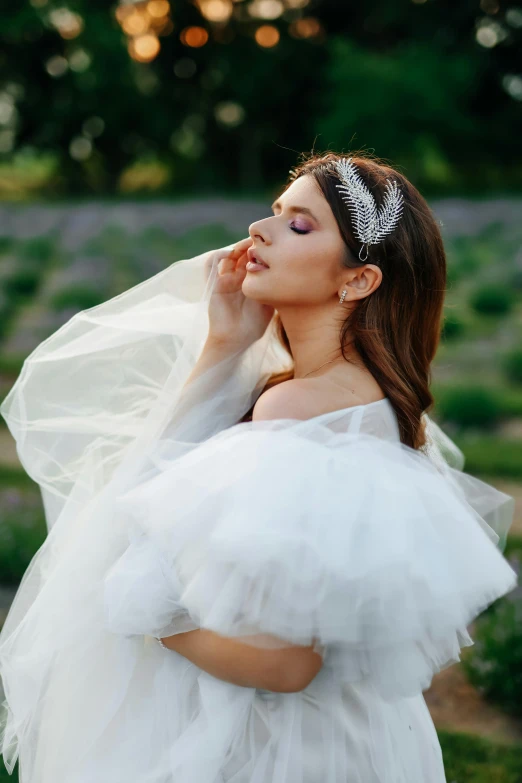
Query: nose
[{"left": 248, "top": 217, "right": 271, "bottom": 244}]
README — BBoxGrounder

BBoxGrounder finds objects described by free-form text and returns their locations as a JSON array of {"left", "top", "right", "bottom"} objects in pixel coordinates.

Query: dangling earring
[{"left": 339, "top": 290, "right": 347, "bottom": 304}]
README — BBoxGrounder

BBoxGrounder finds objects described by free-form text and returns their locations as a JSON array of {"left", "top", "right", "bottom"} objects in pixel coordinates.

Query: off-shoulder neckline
[{"left": 297, "top": 397, "right": 391, "bottom": 424}]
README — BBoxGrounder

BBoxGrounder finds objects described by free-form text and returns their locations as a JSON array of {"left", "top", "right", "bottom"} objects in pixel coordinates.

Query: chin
[
  {"left": 242, "top": 280, "right": 273, "bottom": 306},
  {"left": 242, "top": 276, "right": 267, "bottom": 294}
]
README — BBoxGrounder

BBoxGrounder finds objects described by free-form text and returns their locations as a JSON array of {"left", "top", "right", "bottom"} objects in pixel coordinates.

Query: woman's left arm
[{"left": 159, "top": 629, "right": 324, "bottom": 693}]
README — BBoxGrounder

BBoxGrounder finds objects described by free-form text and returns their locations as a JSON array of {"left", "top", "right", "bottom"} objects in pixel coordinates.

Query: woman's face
[{"left": 243, "top": 174, "right": 349, "bottom": 307}]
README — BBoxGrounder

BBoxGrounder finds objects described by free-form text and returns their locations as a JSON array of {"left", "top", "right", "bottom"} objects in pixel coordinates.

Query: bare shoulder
[{"left": 252, "top": 380, "right": 320, "bottom": 423}]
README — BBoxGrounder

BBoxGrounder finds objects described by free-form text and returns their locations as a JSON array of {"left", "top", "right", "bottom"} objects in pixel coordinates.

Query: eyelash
[{"left": 290, "top": 224, "right": 309, "bottom": 235}]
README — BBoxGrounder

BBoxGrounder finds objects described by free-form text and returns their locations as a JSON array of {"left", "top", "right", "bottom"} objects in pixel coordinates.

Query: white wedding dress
[{"left": 0, "top": 243, "right": 518, "bottom": 783}]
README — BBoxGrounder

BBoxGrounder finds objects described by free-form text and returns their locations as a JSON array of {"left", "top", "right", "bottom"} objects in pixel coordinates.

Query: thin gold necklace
[{"left": 301, "top": 358, "right": 343, "bottom": 379}]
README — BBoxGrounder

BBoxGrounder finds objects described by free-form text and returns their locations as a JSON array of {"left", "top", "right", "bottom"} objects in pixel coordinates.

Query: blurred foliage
[
  {"left": 470, "top": 284, "right": 516, "bottom": 317},
  {"left": 454, "top": 436, "right": 522, "bottom": 480},
  {"left": 438, "top": 729, "right": 522, "bottom": 783},
  {"left": 0, "top": 484, "right": 47, "bottom": 584},
  {"left": 316, "top": 38, "right": 476, "bottom": 189},
  {"left": 441, "top": 312, "right": 466, "bottom": 342},
  {"left": 434, "top": 385, "right": 503, "bottom": 430},
  {"left": 49, "top": 283, "right": 106, "bottom": 311},
  {"left": 501, "top": 349, "right": 522, "bottom": 386},
  {"left": 1, "top": 0, "right": 521, "bottom": 198}
]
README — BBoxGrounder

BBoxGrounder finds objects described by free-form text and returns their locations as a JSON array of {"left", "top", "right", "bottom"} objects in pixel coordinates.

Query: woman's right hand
[{"left": 204, "top": 237, "right": 275, "bottom": 350}]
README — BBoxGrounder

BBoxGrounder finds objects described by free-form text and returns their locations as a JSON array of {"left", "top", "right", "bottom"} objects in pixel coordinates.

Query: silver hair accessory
[{"left": 332, "top": 158, "right": 404, "bottom": 262}]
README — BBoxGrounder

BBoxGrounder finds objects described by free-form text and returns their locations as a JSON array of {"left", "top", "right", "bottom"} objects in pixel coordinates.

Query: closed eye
[{"left": 290, "top": 224, "right": 309, "bottom": 235}]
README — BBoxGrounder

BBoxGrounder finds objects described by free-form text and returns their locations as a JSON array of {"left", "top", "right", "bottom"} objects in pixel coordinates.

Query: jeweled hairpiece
[{"left": 332, "top": 157, "right": 404, "bottom": 261}]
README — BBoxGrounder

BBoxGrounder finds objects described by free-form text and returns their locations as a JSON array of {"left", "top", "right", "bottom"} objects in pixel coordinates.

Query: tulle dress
[
  {"left": 95, "top": 400, "right": 516, "bottom": 783},
  {"left": 0, "top": 243, "right": 518, "bottom": 783}
]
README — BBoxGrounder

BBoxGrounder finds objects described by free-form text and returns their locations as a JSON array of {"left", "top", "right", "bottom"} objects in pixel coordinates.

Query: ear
[{"left": 339, "top": 264, "right": 382, "bottom": 301}]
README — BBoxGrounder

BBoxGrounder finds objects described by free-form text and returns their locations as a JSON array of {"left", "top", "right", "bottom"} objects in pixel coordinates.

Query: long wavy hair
[{"left": 238, "top": 150, "right": 447, "bottom": 450}]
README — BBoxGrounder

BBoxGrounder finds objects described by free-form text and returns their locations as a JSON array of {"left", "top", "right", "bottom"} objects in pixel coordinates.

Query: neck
[{"left": 277, "top": 300, "right": 356, "bottom": 379}]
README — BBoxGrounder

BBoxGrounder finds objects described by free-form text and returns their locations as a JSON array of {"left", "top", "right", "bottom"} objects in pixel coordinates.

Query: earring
[{"left": 339, "top": 290, "right": 347, "bottom": 304}]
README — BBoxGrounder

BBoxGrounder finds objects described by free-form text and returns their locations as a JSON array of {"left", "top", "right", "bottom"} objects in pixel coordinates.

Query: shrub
[
  {"left": 0, "top": 237, "right": 13, "bottom": 256},
  {"left": 441, "top": 312, "right": 466, "bottom": 341},
  {"left": 508, "top": 266, "right": 522, "bottom": 291},
  {"left": 454, "top": 436, "right": 522, "bottom": 479},
  {"left": 501, "top": 349, "right": 522, "bottom": 386},
  {"left": 435, "top": 386, "right": 502, "bottom": 430},
  {"left": 0, "top": 485, "right": 47, "bottom": 584},
  {"left": 4, "top": 267, "right": 40, "bottom": 299},
  {"left": 469, "top": 285, "right": 515, "bottom": 317},
  {"left": 20, "top": 235, "right": 55, "bottom": 264},
  {"left": 50, "top": 285, "right": 106, "bottom": 311}
]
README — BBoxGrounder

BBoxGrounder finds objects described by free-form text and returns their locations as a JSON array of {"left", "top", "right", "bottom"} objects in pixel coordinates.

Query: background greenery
[{"left": 1, "top": 0, "right": 522, "bottom": 198}]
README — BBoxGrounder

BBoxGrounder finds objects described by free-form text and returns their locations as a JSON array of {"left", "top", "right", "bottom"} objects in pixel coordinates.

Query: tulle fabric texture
[{"left": 0, "top": 242, "right": 517, "bottom": 783}]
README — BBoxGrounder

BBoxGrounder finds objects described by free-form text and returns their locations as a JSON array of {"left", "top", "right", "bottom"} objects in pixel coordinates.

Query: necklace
[{"left": 301, "top": 358, "right": 342, "bottom": 379}]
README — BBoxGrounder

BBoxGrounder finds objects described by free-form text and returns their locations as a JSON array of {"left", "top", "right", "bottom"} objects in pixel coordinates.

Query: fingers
[
  {"left": 229, "top": 237, "right": 252, "bottom": 260},
  {"left": 205, "top": 238, "right": 251, "bottom": 280}
]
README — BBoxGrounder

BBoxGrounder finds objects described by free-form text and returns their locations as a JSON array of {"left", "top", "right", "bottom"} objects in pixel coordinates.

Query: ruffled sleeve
[{"left": 108, "top": 421, "right": 518, "bottom": 701}]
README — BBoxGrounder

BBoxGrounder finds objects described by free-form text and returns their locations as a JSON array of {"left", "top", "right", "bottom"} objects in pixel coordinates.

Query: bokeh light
[
  {"left": 45, "top": 56, "right": 68, "bottom": 77},
  {"left": 49, "top": 9, "right": 84, "bottom": 39},
  {"left": 214, "top": 100, "right": 245, "bottom": 126},
  {"left": 156, "top": 19, "right": 174, "bottom": 36},
  {"left": 147, "top": 0, "right": 170, "bottom": 18},
  {"left": 69, "top": 136, "right": 92, "bottom": 161},
  {"left": 288, "top": 17, "right": 322, "bottom": 39},
  {"left": 198, "top": 0, "right": 234, "bottom": 23},
  {"left": 475, "top": 18, "right": 508, "bottom": 47},
  {"left": 255, "top": 24, "right": 280, "bottom": 47},
  {"left": 128, "top": 34, "right": 161, "bottom": 62},
  {"left": 506, "top": 8, "right": 522, "bottom": 28},
  {"left": 502, "top": 74, "right": 522, "bottom": 101},
  {"left": 122, "top": 10, "right": 149, "bottom": 36},
  {"left": 68, "top": 49, "right": 92, "bottom": 72},
  {"left": 180, "top": 26, "right": 209, "bottom": 47},
  {"left": 247, "top": 0, "right": 284, "bottom": 20}
]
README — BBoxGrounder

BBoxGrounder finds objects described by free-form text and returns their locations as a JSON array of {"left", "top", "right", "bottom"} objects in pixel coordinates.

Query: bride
[{"left": 0, "top": 151, "right": 517, "bottom": 783}]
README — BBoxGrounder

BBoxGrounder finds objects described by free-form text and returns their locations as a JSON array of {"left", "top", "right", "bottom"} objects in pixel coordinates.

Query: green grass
[
  {"left": 504, "top": 534, "right": 522, "bottom": 561},
  {"left": 439, "top": 729, "right": 522, "bottom": 782},
  {"left": 455, "top": 436, "right": 522, "bottom": 480}
]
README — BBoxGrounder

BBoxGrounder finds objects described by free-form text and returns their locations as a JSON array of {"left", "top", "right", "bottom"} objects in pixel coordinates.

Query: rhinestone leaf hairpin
[{"left": 332, "top": 157, "right": 405, "bottom": 261}]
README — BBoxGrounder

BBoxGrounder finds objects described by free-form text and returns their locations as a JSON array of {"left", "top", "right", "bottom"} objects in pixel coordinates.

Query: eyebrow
[{"left": 270, "top": 199, "right": 320, "bottom": 223}]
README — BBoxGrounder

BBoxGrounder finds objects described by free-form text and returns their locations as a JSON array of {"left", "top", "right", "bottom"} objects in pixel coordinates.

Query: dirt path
[
  {"left": 425, "top": 649, "right": 522, "bottom": 745},
  {"left": 0, "top": 428, "right": 17, "bottom": 467}
]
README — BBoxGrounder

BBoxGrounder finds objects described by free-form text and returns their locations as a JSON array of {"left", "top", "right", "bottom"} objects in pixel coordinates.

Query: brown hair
[{"left": 239, "top": 150, "right": 447, "bottom": 449}]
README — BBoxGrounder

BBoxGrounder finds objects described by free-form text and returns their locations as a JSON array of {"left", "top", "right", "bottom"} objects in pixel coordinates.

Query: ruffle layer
[{"left": 107, "top": 422, "right": 518, "bottom": 700}]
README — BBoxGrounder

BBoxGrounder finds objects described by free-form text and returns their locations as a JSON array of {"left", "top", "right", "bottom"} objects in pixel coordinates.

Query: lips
[{"left": 247, "top": 247, "right": 269, "bottom": 268}]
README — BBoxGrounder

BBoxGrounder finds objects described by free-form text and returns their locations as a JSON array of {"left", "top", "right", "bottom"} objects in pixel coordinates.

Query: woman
[{"left": 0, "top": 151, "right": 517, "bottom": 783}]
